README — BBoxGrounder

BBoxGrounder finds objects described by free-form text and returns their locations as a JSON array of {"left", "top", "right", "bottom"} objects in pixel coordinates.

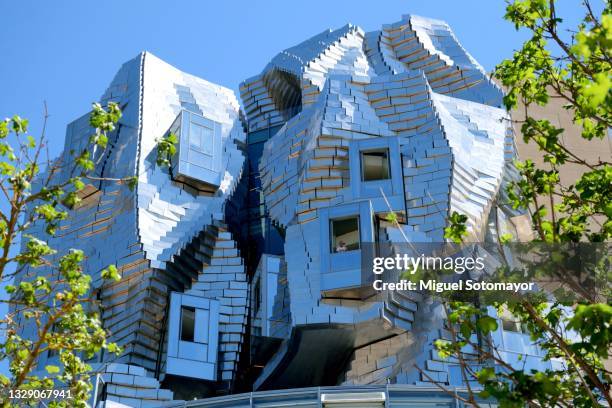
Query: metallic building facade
[{"left": 14, "top": 14, "right": 554, "bottom": 408}]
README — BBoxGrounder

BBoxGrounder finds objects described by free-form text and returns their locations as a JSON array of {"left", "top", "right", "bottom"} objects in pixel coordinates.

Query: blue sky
[{"left": 0, "top": 0, "right": 584, "bottom": 159}]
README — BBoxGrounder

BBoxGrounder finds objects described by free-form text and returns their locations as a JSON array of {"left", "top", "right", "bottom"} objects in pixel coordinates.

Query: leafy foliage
[
  {"left": 431, "top": 1, "right": 612, "bottom": 406},
  {"left": 0, "top": 103, "right": 130, "bottom": 406},
  {"left": 444, "top": 212, "right": 469, "bottom": 243},
  {"left": 499, "top": 0, "right": 612, "bottom": 243},
  {"left": 156, "top": 132, "right": 178, "bottom": 168}
]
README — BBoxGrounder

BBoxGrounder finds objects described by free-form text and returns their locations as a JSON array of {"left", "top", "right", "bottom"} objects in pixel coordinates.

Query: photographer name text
[{"left": 372, "top": 279, "right": 535, "bottom": 293}]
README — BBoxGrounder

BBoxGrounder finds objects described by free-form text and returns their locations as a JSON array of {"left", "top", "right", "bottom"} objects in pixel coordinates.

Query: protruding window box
[
  {"left": 319, "top": 201, "right": 374, "bottom": 298},
  {"left": 168, "top": 110, "right": 223, "bottom": 194},
  {"left": 166, "top": 292, "right": 219, "bottom": 381},
  {"left": 349, "top": 138, "right": 404, "bottom": 213}
]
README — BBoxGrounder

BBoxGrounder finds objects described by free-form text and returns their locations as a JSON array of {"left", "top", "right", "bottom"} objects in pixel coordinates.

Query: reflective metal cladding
[{"left": 14, "top": 13, "right": 551, "bottom": 408}]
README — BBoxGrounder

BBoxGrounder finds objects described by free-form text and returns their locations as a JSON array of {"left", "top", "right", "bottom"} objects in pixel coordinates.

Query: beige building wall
[
  {"left": 510, "top": 89, "right": 611, "bottom": 235},
  {"left": 511, "top": 89, "right": 612, "bottom": 188},
  {"left": 511, "top": 91, "right": 611, "bottom": 373}
]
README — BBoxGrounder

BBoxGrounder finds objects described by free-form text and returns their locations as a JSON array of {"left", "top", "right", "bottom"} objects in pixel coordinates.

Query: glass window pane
[
  {"left": 189, "top": 123, "right": 203, "bottom": 150},
  {"left": 180, "top": 306, "right": 195, "bottom": 342},
  {"left": 361, "top": 149, "right": 390, "bottom": 181},
  {"left": 253, "top": 281, "right": 261, "bottom": 315},
  {"left": 502, "top": 318, "right": 525, "bottom": 333},
  {"left": 189, "top": 123, "right": 214, "bottom": 155},
  {"left": 201, "top": 126, "right": 214, "bottom": 156},
  {"left": 330, "top": 217, "right": 360, "bottom": 253}
]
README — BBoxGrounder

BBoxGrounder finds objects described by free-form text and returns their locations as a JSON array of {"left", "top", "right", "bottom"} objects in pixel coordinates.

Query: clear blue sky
[{"left": 0, "top": 0, "right": 584, "bottom": 159}]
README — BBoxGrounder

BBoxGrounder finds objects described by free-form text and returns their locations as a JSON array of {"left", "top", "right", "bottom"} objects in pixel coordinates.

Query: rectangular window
[
  {"left": 180, "top": 306, "right": 196, "bottom": 342},
  {"left": 253, "top": 280, "right": 261, "bottom": 316},
  {"left": 361, "top": 149, "right": 390, "bottom": 181},
  {"left": 502, "top": 318, "right": 528, "bottom": 333},
  {"left": 499, "top": 308, "right": 527, "bottom": 333},
  {"left": 330, "top": 217, "right": 360, "bottom": 253},
  {"left": 189, "top": 123, "right": 214, "bottom": 156}
]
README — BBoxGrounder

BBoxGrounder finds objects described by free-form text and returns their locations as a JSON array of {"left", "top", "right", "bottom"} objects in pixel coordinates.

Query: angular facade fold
[{"left": 13, "top": 13, "right": 552, "bottom": 408}]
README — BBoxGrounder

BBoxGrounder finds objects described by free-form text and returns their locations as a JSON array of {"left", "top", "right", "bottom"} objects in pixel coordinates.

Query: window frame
[
  {"left": 319, "top": 201, "right": 375, "bottom": 293},
  {"left": 170, "top": 109, "right": 224, "bottom": 190},
  {"left": 348, "top": 138, "right": 404, "bottom": 202},
  {"left": 167, "top": 292, "right": 220, "bottom": 381},
  {"left": 188, "top": 121, "right": 215, "bottom": 156},
  {"left": 360, "top": 148, "right": 391, "bottom": 182},
  {"left": 253, "top": 280, "right": 261, "bottom": 316},
  {"left": 329, "top": 216, "right": 361, "bottom": 254},
  {"left": 180, "top": 305, "right": 196, "bottom": 343}
]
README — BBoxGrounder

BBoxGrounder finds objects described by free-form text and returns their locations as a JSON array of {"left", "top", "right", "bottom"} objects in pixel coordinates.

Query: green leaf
[
  {"left": 444, "top": 211, "right": 468, "bottom": 243},
  {"left": 17, "top": 349, "right": 28, "bottom": 360},
  {"left": 0, "top": 374, "right": 9, "bottom": 386},
  {"left": 476, "top": 367, "right": 496, "bottom": 383},
  {"left": 126, "top": 176, "right": 138, "bottom": 191},
  {"left": 0, "top": 120, "right": 8, "bottom": 138},
  {"left": 582, "top": 73, "right": 611, "bottom": 109},
  {"left": 45, "top": 365, "right": 60, "bottom": 374},
  {"left": 71, "top": 177, "right": 85, "bottom": 191},
  {"left": 106, "top": 342, "right": 122, "bottom": 354},
  {"left": 0, "top": 161, "right": 15, "bottom": 175},
  {"left": 101, "top": 264, "right": 121, "bottom": 282},
  {"left": 11, "top": 115, "right": 28, "bottom": 133},
  {"left": 477, "top": 316, "right": 499, "bottom": 334},
  {"left": 156, "top": 132, "right": 178, "bottom": 167}
]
